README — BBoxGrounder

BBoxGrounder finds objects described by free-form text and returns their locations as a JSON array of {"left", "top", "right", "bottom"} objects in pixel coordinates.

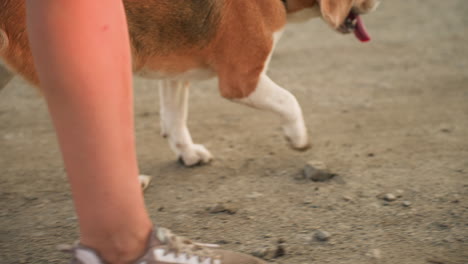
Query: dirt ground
[{"left": 1, "top": 1, "right": 467, "bottom": 263}]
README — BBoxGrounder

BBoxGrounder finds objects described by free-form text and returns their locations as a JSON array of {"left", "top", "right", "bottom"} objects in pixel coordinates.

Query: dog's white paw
[
  {"left": 283, "top": 119, "right": 310, "bottom": 151},
  {"left": 178, "top": 144, "right": 213, "bottom": 166},
  {"left": 138, "top": 174, "right": 152, "bottom": 191}
]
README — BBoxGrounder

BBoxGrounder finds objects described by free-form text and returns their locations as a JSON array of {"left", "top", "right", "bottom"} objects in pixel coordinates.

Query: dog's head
[
  {"left": 286, "top": 0, "right": 379, "bottom": 42},
  {"left": 319, "top": 0, "right": 379, "bottom": 41}
]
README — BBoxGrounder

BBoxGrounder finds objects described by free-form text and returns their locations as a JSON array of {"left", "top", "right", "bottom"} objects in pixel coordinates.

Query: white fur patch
[
  {"left": 263, "top": 30, "right": 284, "bottom": 74},
  {"left": 159, "top": 80, "right": 213, "bottom": 165},
  {"left": 234, "top": 29, "right": 308, "bottom": 149},
  {"left": 237, "top": 74, "right": 308, "bottom": 149},
  {"left": 138, "top": 174, "right": 151, "bottom": 190}
]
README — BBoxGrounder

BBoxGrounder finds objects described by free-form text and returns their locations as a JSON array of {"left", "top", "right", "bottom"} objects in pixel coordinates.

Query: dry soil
[{"left": 1, "top": 1, "right": 467, "bottom": 263}]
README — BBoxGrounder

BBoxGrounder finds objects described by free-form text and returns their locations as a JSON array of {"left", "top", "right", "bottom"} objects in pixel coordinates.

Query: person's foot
[{"left": 62, "top": 227, "right": 267, "bottom": 264}]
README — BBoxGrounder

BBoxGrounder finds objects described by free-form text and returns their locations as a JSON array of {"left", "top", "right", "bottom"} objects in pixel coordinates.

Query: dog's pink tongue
[{"left": 354, "top": 15, "right": 370, "bottom": 42}]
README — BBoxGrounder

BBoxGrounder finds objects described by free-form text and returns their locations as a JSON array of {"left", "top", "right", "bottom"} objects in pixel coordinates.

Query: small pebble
[
  {"left": 303, "top": 161, "right": 335, "bottom": 182},
  {"left": 252, "top": 245, "right": 286, "bottom": 260},
  {"left": 246, "top": 192, "right": 263, "bottom": 199},
  {"left": 32, "top": 232, "right": 46, "bottom": 237},
  {"left": 23, "top": 196, "right": 38, "bottom": 201},
  {"left": 252, "top": 248, "right": 269, "bottom": 258},
  {"left": 274, "top": 244, "right": 286, "bottom": 258},
  {"left": 208, "top": 203, "right": 226, "bottom": 213},
  {"left": 208, "top": 203, "right": 238, "bottom": 214},
  {"left": 436, "top": 223, "right": 450, "bottom": 229},
  {"left": 366, "top": 249, "right": 381, "bottom": 259},
  {"left": 395, "top": 189, "right": 404, "bottom": 198},
  {"left": 383, "top": 193, "right": 397, "bottom": 202},
  {"left": 402, "top": 201, "right": 411, "bottom": 207},
  {"left": 314, "top": 230, "right": 331, "bottom": 241}
]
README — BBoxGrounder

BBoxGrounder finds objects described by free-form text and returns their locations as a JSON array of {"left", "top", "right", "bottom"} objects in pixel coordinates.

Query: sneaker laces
[{"left": 156, "top": 227, "right": 222, "bottom": 264}]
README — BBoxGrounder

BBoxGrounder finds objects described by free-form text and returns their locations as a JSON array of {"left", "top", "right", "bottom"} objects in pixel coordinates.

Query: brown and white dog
[{"left": 0, "top": 0, "right": 379, "bottom": 167}]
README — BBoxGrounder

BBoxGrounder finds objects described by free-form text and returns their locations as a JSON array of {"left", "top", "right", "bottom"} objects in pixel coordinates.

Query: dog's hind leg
[
  {"left": 158, "top": 80, "right": 213, "bottom": 166},
  {"left": 231, "top": 74, "right": 310, "bottom": 150}
]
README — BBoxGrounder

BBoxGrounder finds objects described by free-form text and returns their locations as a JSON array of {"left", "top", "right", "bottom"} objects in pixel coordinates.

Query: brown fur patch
[
  {"left": 320, "top": 0, "right": 354, "bottom": 28},
  {"left": 0, "top": 0, "right": 39, "bottom": 85},
  {"left": 213, "top": 0, "right": 286, "bottom": 99},
  {"left": 125, "top": 0, "right": 222, "bottom": 68}
]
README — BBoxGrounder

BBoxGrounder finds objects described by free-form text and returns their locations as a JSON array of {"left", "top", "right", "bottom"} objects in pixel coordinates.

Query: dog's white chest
[{"left": 138, "top": 67, "right": 216, "bottom": 81}]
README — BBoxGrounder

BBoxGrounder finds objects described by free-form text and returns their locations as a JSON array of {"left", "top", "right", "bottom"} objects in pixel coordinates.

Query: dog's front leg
[
  {"left": 233, "top": 74, "right": 310, "bottom": 150},
  {"left": 158, "top": 80, "right": 213, "bottom": 166}
]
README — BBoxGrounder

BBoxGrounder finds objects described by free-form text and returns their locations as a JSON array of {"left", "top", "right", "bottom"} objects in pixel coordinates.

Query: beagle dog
[{"left": 0, "top": 0, "right": 379, "bottom": 167}]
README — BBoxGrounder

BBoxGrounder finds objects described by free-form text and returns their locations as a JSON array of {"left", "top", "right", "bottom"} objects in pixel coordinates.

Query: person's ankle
[{"left": 81, "top": 224, "right": 152, "bottom": 264}]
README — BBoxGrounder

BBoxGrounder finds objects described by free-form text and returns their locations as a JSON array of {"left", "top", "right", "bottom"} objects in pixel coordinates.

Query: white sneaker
[{"left": 62, "top": 227, "right": 267, "bottom": 264}]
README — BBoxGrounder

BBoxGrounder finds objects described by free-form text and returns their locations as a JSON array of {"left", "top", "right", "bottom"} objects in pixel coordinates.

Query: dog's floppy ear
[{"left": 320, "top": 0, "right": 354, "bottom": 28}]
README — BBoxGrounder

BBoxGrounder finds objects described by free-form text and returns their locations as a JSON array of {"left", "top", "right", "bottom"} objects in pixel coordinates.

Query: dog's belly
[{"left": 137, "top": 67, "right": 216, "bottom": 81}]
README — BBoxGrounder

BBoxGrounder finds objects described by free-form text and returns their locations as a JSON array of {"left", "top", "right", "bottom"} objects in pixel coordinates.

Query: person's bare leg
[{"left": 26, "top": 0, "right": 151, "bottom": 263}]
